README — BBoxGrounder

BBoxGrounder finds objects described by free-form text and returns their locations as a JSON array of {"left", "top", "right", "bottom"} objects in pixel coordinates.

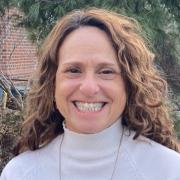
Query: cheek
[
  {"left": 55, "top": 78, "right": 80, "bottom": 118},
  {"left": 116, "top": 81, "right": 127, "bottom": 102},
  {"left": 101, "top": 80, "right": 126, "bottom": 98},
  {"left": 105, "top": 80, "right": 127, "bottom": 111},
  {"left": 55, "top": 78, "right": 79, "bottom": 102},
  {"left": 54, "top": 80, "right": 68, "bottom": 117}
]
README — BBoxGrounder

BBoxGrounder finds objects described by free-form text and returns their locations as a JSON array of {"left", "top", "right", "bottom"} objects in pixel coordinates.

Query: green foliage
[
  {"left": 0, "top": 0, "right": 12, "bottom": 16},
  {"left": 173, "top": 112, "right": 180, "bottom": 138}
]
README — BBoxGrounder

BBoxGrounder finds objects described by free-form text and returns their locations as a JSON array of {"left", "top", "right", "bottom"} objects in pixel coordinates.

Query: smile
[{"left": 73, "top": 101, "right": 106, "bottom": 112}]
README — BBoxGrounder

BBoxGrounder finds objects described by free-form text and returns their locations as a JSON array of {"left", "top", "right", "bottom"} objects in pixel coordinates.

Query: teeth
[{"left": 75, "top": 102, "right": 104, "bottom": 112}]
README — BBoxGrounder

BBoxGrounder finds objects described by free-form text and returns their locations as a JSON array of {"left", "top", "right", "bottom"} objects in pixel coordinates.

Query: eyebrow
[{"left": 61, "top": 61, "right": 118, "bottom": 67}]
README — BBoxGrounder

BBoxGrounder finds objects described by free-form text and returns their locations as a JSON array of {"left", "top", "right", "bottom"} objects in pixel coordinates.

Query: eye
[
  {"left": 100, "top": 69, "right": 114, "bottom": 74},
  {"left": 64, "top": 67, "right": 81, "bottom": 78},
  {"left": 66, "top": 67, "right": 81, "bottom": 73},
  {"left": 98, "top": 68, "right": 116, "bottom": 80}
]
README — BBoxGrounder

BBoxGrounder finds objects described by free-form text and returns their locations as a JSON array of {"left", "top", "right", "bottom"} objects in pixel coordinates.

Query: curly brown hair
[{"left": 14, "top": 8, "right": 180, "bottom": 154}]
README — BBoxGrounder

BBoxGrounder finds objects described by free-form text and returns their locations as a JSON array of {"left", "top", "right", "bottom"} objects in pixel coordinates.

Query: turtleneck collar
[{"left": 62, "top": 118, "right": 123, "bottom": 154}]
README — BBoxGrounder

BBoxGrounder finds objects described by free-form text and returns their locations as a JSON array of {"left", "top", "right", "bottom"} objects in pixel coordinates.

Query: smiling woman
[
  {"left": 55, "top": 26, "right": 126, "bottom": 134},
  {"left": 1, "top": 8, "right": 180, "bottom": 180}
]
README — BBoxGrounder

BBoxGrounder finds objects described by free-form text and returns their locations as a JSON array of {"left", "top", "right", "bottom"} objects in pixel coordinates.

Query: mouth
[{"left": 72, "top": 101, "right": 107, "bottom": 112}]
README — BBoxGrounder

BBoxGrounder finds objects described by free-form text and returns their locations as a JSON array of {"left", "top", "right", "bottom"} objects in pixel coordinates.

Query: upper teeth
[{"left": 75, "top": 102, "right": 104, "bottom": 112}]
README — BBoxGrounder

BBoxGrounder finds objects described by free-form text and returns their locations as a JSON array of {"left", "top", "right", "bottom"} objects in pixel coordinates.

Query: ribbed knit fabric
[{"left": 1, "top": 119, "right": 180, "bottom": 180}]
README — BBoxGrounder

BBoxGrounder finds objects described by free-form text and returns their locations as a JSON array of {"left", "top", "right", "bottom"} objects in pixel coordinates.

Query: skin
[{"left": 55, "top": 26, "right": 126, "bottom": 134}]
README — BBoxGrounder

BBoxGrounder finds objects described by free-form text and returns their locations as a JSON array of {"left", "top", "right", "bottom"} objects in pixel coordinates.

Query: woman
[{"left": 1, "top": 8, "right": 180, "bottom": 180}]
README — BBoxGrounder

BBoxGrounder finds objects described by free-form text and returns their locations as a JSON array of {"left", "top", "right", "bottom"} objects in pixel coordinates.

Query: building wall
[{"left": 0, "top": 7, "right": 37, "bottom": 85}]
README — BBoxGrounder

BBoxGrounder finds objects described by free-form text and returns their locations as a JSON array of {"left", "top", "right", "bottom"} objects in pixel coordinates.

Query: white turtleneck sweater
[{"left": 1, "top": 120, "right": 180, "bottom": 180}]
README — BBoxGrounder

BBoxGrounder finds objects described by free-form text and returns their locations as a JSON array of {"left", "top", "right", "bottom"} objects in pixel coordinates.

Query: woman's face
[{"left": 55, "top": 26, "right": 126, "bottom": 134}]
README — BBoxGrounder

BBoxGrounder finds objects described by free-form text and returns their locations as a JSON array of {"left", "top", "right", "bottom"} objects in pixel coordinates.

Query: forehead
[{"left": 58, "top": 26, "right": 118, "bottom": 65}]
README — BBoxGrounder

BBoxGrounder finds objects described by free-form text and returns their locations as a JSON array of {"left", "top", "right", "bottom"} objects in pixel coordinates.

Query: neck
[
  {"left": 62, "top": 118, "right": 123, "bottom": 153},
  {"left": 59, "top": 118, "right": 124, "bottom": 180}
]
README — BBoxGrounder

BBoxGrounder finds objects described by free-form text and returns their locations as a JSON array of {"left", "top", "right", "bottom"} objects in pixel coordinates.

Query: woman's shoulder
[
  {"left": 1, "top": 150, "right": 39, "bottom": 180},
  {"left": 123, "top": 128, "right": 180, "bottom": 157},
  {"left": 0, "top": 134, "right": 62, "bottom": 180},
  {"left": 122, "top": 129, "right": 180, "bottom": 179}
]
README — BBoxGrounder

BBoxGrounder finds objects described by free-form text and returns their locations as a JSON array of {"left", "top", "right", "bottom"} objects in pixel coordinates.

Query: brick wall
[{"left": 0, "top": 7, "right": 37, "bottom": 85}]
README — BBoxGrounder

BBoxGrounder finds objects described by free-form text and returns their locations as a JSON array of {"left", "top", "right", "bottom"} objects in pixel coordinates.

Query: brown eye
[
  {"left": 101, "top": 69, "right": 114, "bottom": 74},
  {"left": 64, "top": 67, "right": 81, "bottom": 78},
  {"left": 67, "top": 68, "right": 81, "bottom": 74},
  {"left": 98, "top": 68, "right": 116, "bottom": 80}
]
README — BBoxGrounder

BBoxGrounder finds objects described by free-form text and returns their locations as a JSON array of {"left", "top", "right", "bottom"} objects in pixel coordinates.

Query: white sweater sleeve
[
  {"left": 0, "top": 151, "right": 37, "bottom": 180},
  {"left": 0, "top": 174, "right": 6, "bottom": 180},
  {"left": 1, "top": 167, "right": 8, "bottom": 180}
]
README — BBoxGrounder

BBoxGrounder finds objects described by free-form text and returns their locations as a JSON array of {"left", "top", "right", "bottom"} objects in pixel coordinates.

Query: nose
[{"left": 79, "top": 73, "right": 100, "bottom": 97}]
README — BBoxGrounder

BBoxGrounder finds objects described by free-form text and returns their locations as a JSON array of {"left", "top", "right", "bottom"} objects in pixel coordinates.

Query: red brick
[{"left": 0, "top": 7, "right": 37, "bottom": 86}]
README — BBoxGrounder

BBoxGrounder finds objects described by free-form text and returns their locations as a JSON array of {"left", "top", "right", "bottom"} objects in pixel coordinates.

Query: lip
[
  {"left": 71, "top": 99, "right": 108, "bottom": 103},
  {"left": 71, "top": 100, "right": 108, "bottom": 115},
  {"left": 72, "top": 101, "right": 107, "bottom": 107}
]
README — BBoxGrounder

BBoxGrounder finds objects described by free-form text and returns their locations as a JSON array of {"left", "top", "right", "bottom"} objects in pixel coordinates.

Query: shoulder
[
  {"left": 0, "top": 135, "right": 62, "bottom": 180},
  {"left": 122, "top": 129, "right": 180, "bottom": 180}
]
